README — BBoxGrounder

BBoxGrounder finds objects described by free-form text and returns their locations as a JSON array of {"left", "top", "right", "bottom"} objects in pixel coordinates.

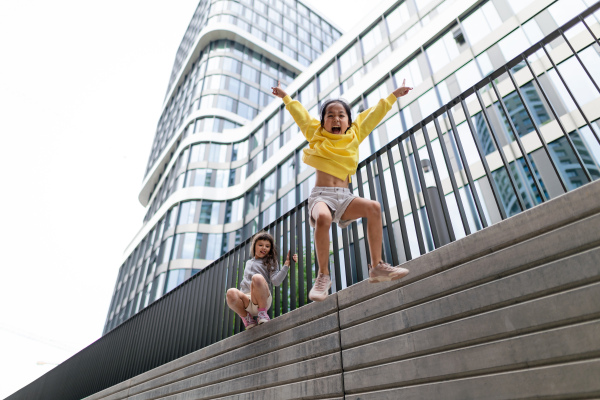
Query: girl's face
[
  {"left": 323, "top": 102, "right": 349, "bottom": 135},
  {"left": 254, "top": 239, "right": 271, "bottom": 258}
]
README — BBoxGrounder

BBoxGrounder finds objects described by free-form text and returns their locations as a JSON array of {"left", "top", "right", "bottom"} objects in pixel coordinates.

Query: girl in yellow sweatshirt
[{"left": 272, "top": 80, "right": 413, "bottom": 301}]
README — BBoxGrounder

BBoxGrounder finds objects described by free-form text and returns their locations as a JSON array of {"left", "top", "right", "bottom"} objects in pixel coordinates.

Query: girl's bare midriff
[{"left": 315, "top": 170, "right": 349, "bottom": 188}]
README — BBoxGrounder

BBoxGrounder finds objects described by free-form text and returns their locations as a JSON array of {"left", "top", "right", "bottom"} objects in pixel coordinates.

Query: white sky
[{"left": 0, "top": 0, "right": 370, "bottom": 397}]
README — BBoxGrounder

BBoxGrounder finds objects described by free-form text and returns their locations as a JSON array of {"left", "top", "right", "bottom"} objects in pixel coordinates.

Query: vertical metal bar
[
  {"left": 290, "top": 210, "right": 297, "bottom": 310},
  {"left": 446, "top": 108, "right": 489, "bottom": 228},
  {"left": 385, "top": 147, "right": 412, "bottom": 260},
  {"left": 215, "top": 257, "right": 228, "bottom": 342},
  {"left": 472, "top": 88, "right": 526, "bottom": 212},
  {"left": 206, "top": 264, "right": 219, "bottom": 345},
  {"left": 275, "top": 220, "right": 282, "bottom": 317},
  {"left": 209, "top": 261, "right": 222, "bottom": 345},
  {"left": 282, "top": 216, "right": 289, "bottom": 314},
  {"left": 433, "top": 116, "right": 471, "bottom": 235},
  {"left": 365, "top": 160, "right": 388, "bottom": 261},
  {"left": 200, "top": 267, "right": 214, "bottom": 347},
  {"left": 348, "top": 181, "right": 364, "bottom": 281},
  {"left": 579, "top": 16, "right": 600, "bottom": 47},
  {"left": 341, "top": 227, "right": 353, "bottom": 287},
  {"left": 506, "top": 65, "right": 569, "bottom": 193},
  {"left": 223, "top": 252, "right": 235, "bottom": 339},
  {"left": 304, "top": 204, "right": 313, "bottom": 301},
  {"left": 375, "top": 153, "right": 400, "bottom": 265},
  {"left": 235, "top": 243, "right": 245, "bottom": 334},
  {"left": 409, "top": 130, "right": 442, "bottom": 248},
  {"left": 331, "top": 223, "right": 342, "bottom": 291},
  {"left": 421, "top": 123, "right": 456, "bottom": 241},
  {"left": 296, "top": 207, "right": 305, "bottom": 307},
  {"left": 355, "top": 166, "right": 372, "bottom": 265},
  {"left": 398, "top": 138, "right": 427, "bottom": 254},
  {"left": 523, "top": 56, "right": 593, "bottom": 181},
  {"left": 541, "top": 44, "right": 600, "bottom": 144},
  {"left": 559, "top": 29, "right": 600, "bottom": 94},
  {"left": 488, "top": 80, "right": 546, "bottom": 203}
]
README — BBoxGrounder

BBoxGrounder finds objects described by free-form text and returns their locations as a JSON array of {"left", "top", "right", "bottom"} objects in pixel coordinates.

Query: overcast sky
[{"left": 0, "top": 0, "right": 370, "bottom": 397}]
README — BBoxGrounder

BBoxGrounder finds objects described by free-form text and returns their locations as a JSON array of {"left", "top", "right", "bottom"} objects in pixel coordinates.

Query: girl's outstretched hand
[
  {"left": 272, "top": 80, "right": 288, "bottom": 98},
  {"left": 284, "top": 250, "right": 298, "bottom": 266},
  {"left": 393, "top": 79, "right": 413, "bottom": 97}
]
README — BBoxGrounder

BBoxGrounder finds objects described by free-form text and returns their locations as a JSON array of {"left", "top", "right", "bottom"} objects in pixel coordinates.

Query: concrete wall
[{"left": 86, "top": 180, "right": 600, "bottom": 400}]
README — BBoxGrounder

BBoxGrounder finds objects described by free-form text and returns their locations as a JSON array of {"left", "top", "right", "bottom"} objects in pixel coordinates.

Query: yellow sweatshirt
[{"left": 282, "top": 93, "right": 397, "bottom": 181}]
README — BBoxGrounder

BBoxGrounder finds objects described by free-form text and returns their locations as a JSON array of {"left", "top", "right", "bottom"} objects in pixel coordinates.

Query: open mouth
[{"left": 332, "top": 127, "right": 341, "bottom": 134}]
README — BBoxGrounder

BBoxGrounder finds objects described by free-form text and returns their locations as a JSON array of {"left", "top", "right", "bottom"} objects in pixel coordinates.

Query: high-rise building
[{"left": 104, "top": 0, "right": 600, "bottom": 334}]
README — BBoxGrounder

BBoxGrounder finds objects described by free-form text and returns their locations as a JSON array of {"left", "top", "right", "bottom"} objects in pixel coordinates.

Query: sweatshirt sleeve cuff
[
  {"left": 387, "top": 93, "right": 397, "bottom": 103},
  {"left": 282, "top": 95, "right": 293, "bottom": 105}
]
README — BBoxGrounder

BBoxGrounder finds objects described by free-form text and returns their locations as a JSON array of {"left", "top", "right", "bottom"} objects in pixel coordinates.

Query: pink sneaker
[
  {"left": 309, "top": 273, "right": 332, "bottom": 302},
  {"left": 368, "top": 261, "right": 409, "bottom": 283},
  {"left": 242, "top": 313, "right": 257, "bottom": 330},
  {"left": 257, "top": 310, "right": 270, "bottom": 324}
]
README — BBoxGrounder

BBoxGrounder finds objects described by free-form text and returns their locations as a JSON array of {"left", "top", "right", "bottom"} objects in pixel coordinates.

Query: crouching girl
[{"left": 226, "top": 231, "right": 298, "bottom": 329}]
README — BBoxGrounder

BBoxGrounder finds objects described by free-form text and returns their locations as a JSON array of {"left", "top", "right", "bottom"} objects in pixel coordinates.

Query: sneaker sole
[
  {"left": 257, "top": 319, "right": 269, "bottom": 325},
  {"left": 368, "top": 270, "right": 409, "bottom": 283},
  {"left": 245, "top": 324, "right": 257, "bottom": 330}
]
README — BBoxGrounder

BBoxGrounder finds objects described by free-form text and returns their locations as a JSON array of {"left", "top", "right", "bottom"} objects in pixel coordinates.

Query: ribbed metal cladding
[{"left": 8, "top": 5, "right": 600, "bottom": 399}]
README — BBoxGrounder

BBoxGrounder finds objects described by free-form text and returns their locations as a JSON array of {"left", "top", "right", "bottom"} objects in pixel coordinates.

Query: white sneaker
[{"left": 309, "top": 273, "right": 332, "bottom": 302}]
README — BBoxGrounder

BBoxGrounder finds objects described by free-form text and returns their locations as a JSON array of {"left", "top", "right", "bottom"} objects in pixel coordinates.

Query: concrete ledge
[
  {"left": 340, "top": 212, "right": 600, "bottom": 329},
  {"left": 337, "top": 180, "right": 600, "bottom": 310},
  {"left": 86, "top": 295, "right": 338, "bottom": 400},
  {"left": 128, "top": 333, "right": 341, "bottom": 400},
  {"left": 344, "top": 359, "right": 600, "bottom": 400},
  {"left": 341, "top": 246, "right": 600, "bottom": 349},
  {"left": 344, "top": 320, "right": 600, "bottom": 393},
  {"left": 211, "top": 374, "right": 345, "bottom": 400}
]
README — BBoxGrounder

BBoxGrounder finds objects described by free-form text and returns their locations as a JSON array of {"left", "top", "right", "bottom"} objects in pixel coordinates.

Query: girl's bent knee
[
  {"left": 251, "top": 274, "right": 266, "bottom": 285},
  {"left": 315, "top": 212, "right": 332, "bottom": 227}
]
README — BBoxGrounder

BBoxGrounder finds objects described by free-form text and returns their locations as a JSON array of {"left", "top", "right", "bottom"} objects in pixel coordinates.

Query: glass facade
[{"left": 104, "top": 0, "right": 600, "bottom": 334}]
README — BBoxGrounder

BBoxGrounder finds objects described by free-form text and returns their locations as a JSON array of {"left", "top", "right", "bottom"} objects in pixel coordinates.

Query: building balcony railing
[{"left": 8, "top": 3, "right": 600, "bottom": 400}]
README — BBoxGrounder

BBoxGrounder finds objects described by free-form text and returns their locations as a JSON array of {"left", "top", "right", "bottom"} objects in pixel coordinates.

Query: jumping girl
[
  {"left": 226, "top": 231, "right": 298, "bottom": 329},
  {"left": 272, "top": 79, "right": 413, "bottom": 302}
]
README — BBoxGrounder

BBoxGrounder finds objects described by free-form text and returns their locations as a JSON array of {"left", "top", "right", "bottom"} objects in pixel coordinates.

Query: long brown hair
[{"left": 250, "top": 231, "right": 279, "bottom": 272}]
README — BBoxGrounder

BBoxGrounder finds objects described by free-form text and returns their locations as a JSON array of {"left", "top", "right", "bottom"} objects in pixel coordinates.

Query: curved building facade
[{"left": 104, "top": 0, "right": 600, "bottom": 334}]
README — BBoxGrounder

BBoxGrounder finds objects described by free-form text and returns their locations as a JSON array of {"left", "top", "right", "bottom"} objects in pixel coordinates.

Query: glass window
[
  {"left": 361, "top": 21, "right": 384, "bottom": 55},
  {"left": 206, "top": 233, "right": 224, "bottom": 259},
  {"left": 164, "top": 269, "right": 186, "bottom": 294},
  {"left": 394, "top": 57, "right": 423, "bottom": 88},
  {"left": 461, "top": 2, "right": 502, "bottom": 46},
  {"left": 208, "top": 143, "right": 228, "bottom": 163},
  {"left": 417, "top": 88, "right": 440, "bottom": 118},
  {"left": 339, "top": 42, "right": 360, "bottom": 75},
  {"left": 262, "top": 170, "right": 277, "bottom": 202},
  {"left": 241, "top": 64, "right": 259, "bottom": 81},
  {"left": 192, "top": 233, "right": 203, "bottom": 259},
  {"left": 225, "top": 197, "right": 244, "bottom": 223},
  {"left": 246, "top": 185, "right": 259, "bottom": 213},
  {"left": 498, "top": 28, "right": 529, "bottom": 62},
  {"left": 280, "top": 156, "right": 295, "bottom": 186},
  {"left": 386, "top": 2, "right": 410, "bottom": 36},
  {"left": 279, "top": 187, "right": 296, "bottom": 214},
  {"left": 158, "top": 236, "right": 173, "bottom": 265},
  {"left": 178, "top": 201, "right": 198, "bottom": 224},
  {"left": 300, "top": 80, "right": 317, "bottom": 103},
  {"left": 172, "top": 232, "right": 196, "bottom": 259},
  {"left": 232, "top": 140, "right": 248, "bottom": 161},
  {"left": 426, "top": 29, "right": 461, "bottom": 73},
  {"left": 318, "top": 63, "right": 337, "bottom": 91},
  {"left": 505, "top": 0, "right": 534, "bottom": 14},
  {"left": 455, "top": 60, "right": 482, "bottom": 92},
  {"left": 165, "top": 205, "right": 179, "bottom": 230}
]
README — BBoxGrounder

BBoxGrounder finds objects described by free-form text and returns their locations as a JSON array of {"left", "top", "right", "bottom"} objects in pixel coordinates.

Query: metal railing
[{"left": 8, "top": 4, "right": 600, "bottom": 399}]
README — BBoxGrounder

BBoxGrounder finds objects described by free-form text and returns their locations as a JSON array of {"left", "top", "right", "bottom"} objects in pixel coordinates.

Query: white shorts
[
  {"left": 308, "top": 186, "right": 359, "bottom": 229},
  {"left": 244, "top": 293, "right": 273, "bottom": 316}
]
